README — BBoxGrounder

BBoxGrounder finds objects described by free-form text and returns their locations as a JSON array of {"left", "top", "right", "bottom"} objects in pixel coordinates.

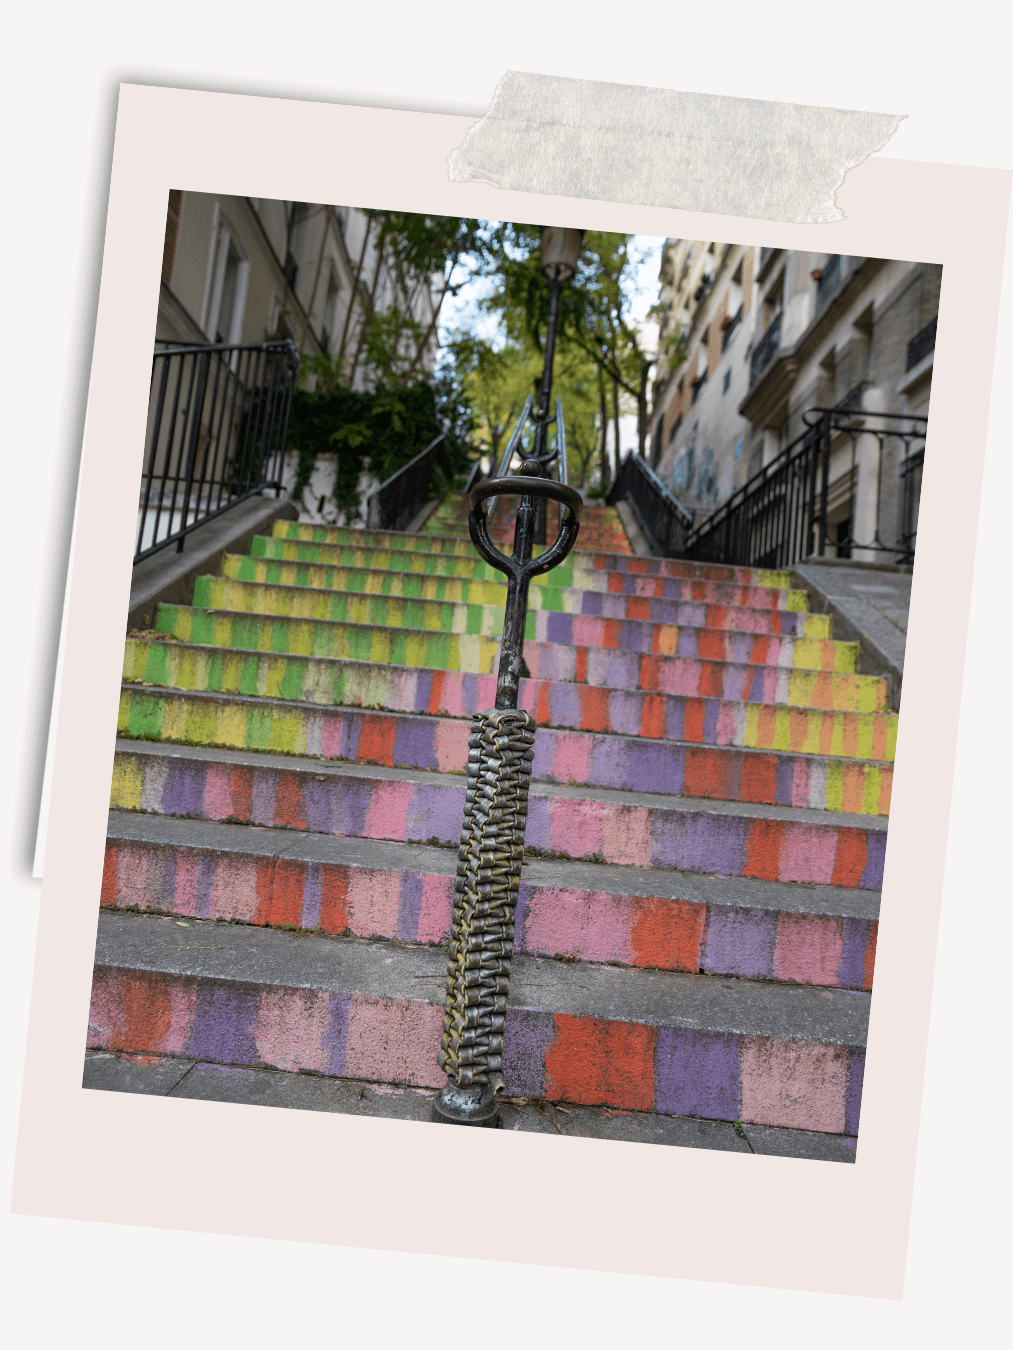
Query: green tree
[{"left": 480, "top": 227, "right": 686, "bottom": 464}]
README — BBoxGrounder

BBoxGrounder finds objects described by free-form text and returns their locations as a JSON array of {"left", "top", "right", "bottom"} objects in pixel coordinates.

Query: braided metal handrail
[{"left": 432, "top": 410, "right": 582, "bottom": 1128}]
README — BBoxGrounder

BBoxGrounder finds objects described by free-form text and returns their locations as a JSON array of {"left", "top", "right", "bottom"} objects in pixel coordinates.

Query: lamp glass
[{"left": 541, "top": 227, "right": 583, "bottom": 281}]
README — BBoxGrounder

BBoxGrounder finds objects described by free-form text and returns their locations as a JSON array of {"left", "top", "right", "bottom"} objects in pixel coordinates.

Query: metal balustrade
[
  {"left": 606, "top": 449, "right": 693, "bottom": 558},
  {"left": 137, "top": 339, "right": 299, "bottom": 563}
]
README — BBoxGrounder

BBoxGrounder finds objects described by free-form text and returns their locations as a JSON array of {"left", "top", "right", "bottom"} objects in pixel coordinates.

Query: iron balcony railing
[
  {"left": 365, "top": 432, "right": 449, "bottom": 532},
  {"left": 136, "top": 339, "right": 299, "bottom": 563},
  {"left": 607, "top": 449, "right": 693, "bottom": 559},
  {"left": 683, "top": 408, "right": 928, "bottom": 569},
  {"left": 906, "top": 316, "right": 937, "bottom": 370},
  {"left": 750, "top": 310, "right": 782, "bottom": 385}
]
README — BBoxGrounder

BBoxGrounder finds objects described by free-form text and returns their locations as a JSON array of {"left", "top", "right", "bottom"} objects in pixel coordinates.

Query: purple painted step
[{"left": 111, "top": 742, "right": 887, "bottom": 889}]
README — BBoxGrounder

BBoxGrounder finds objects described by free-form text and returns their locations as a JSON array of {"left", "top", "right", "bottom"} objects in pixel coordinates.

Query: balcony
[
  {"left": 691, "top": 371, "right": 708, "bottom": 404},
  {"left": 906, "top": 316, "right": 937, "bottom": 371},
  {"left": 750, "top": 311, "right": 782, "bottom": 385}
]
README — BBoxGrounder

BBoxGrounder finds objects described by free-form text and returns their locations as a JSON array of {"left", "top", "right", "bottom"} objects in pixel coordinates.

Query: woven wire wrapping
[{"left": 437, "top": 708, "right": 536, "bottom": 1092}]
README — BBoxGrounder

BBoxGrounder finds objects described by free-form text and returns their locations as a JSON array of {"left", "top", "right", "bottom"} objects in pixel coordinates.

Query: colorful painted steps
[
  {"left": 149, "top": 606, "right": 874, "bottom": 697},
  {"left": 117, "top": 686, "right": 893, "bottom": 814},
  {"left": 90, "top": 908, "right": 867, "bottom": 1132},
  {"left": 103, "top": 813, "right": 880, "bottom": 990},
  {"left": 152, "top": 610, "right": 864, "bottom": 680},
  {"left": 93, "top": 471, "right": 898, "bottom": 1154},
  {"left": 271, "top": 520, "right": 793, "bottom": 590},
  {"left": 221, "top": 558, "right": 812, "bottom": 627},
  {"left": 240, "top": 540, "right": 812, "bottom": 611},
  {"left": 111, "top": 741, "right": 888, "bottom": 888},
  {"left": 122, "top": 641, "right": 898, "bottom": 766},
  {"left": 187, "top": 578, "right": 834, "bottom": 645}
]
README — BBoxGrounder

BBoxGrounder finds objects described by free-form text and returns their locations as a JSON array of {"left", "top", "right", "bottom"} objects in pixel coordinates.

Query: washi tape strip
[{"left": 449, "top": 71, "right": 905, "bottom": 224}]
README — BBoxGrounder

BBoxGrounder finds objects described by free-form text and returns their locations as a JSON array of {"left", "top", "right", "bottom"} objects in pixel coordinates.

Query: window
[
  {"left": 203, "top": 210, "right": 250, "bottom": 345},
  {"left": 723, "top": 368, "right": 732, "bottom": 394}
]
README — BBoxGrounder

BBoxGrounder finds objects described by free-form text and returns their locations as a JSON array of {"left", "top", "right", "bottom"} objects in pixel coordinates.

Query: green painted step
[{"left": 189, "top": 578, "right": 832, "bottom": 643}]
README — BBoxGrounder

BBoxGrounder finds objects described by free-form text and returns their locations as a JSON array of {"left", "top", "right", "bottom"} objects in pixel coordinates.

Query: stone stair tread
[
  {"left": 240, "top": 544, "right": 809, "bottom": 610},
  {"left": 189, "top": 577, "right": 830, "bottom": 640},
  {"left": 81, "top": 1049, "right": 857, "bottom": 1160},
  {"left": 121, "top": 654, "right": 898, "bottom": 761},
  {"left": 114, "top": 736, "right": 888, "bottom": 832},
  {"left": 106, "top": 809, "right": 881, "bottom": 921},
  {"left": 271, "top": 520, "right": 791, "bottom": 587},
  {"left": 94, "top": 909, "right": 869, "bottom": 1045},
  {"left": 119, "top": 679, "right": 896, "bottom": 766},
  {"left": 136, "top": 612, "right": 861, "bottom": 678}
]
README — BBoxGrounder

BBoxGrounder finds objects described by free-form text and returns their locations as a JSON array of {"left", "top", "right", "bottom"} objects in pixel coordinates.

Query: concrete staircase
[{"left": 88, "top": 490, "right": 888, "bottom": 1159}]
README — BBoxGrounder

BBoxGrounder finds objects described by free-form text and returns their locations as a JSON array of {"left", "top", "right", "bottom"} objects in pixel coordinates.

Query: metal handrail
[
  {"left": 136, "top": 338, "right": 299, "bottom": 564},
  {"left": 485, "top": 395, "right": 534, "bottom": 526},
  {"left": 684, "top": 407, "right": 928, "bottom": 567},
  {"left": 607, "top": 450, "right": 692, "bottom": 558},
  {"left": 364, "top": 432, "right": 448, "bottom": 532}
]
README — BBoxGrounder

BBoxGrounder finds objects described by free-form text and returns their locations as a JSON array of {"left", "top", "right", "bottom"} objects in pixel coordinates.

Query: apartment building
[
  {"left": 158, "top": 192, "right": 440, "bottom": 386},
  {"left": 648, "top": 237, "right": 940, "bottom": 558},
  {"left": 648, "top": 239, "right": 756, "bottom": 516}
]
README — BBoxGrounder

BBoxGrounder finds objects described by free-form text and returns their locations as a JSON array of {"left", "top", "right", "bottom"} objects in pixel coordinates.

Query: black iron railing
[
  {"left": 365, "top": 432, "right": 449, "bottom": 532},
  {"left": 607, "top": 448, "right": 693, "bottom": 558},
  {"left": 137, "top": 339, "right": 299, "bottom": 563},
  {"left": 816, "top": 254, "right": 842, "bottom": 310},
  {"left": 906, "top": 316, "right": 937, "bottom": 371},
  {"left": 684, "top": 408, "right": 928, "bottom": 568},
  {"left": 750, "top": 310, "right": 782, "bottom": 385}
]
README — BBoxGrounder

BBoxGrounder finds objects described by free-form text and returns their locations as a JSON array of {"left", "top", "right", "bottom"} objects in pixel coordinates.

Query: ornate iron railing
[
  {"left": 364, "top": 432, "right": 449, "bottom": 532},
  {"left": 684, "top": 408, "right": 927, "bottom": 568},
  {"left": 907, "top": 316, "right": 937, "bottom": 370},
  {"left": 434, "top": 395, "right": 582, "bottom": 1130},
  {"left": 607, "top": 448, "right": 693, "bottom": 558},
  {"left": 750, "top": 310, "right": 782, "bottom": 385},
  {"left": 137, "top": 339, "right": 299, "bottom": 563}
]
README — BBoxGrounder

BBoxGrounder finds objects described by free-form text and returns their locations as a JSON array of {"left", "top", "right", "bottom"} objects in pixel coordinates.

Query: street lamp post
[
  {"left": 531, "top": 228, "right": 583, "bottom": 543},
  {"left": 431, "top": 225, "right": 585, "bottom": 1129}
]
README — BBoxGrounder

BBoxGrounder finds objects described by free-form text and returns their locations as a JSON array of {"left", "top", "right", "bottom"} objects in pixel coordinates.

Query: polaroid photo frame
[{"left": 12, "top": 83, "right": 1010, "bottom": 1299}]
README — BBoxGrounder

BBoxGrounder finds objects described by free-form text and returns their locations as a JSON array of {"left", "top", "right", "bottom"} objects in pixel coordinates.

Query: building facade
[
  {"left": 155, "top": 193, "right": 442, "bottom": 525},
  {"left": 158, "top": 192, "right": 439, "bottom": 386},
  {"left": 648, "top": 238, "right": 940, "bottom": 560}
]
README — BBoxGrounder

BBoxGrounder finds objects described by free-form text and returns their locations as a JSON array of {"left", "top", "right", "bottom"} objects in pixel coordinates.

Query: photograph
[{"left": 83, "top": 188, "right": 936, "bottom": 1161}]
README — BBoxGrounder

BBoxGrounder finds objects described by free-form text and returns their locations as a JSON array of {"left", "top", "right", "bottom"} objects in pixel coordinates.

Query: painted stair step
[
  {"left": 118, "top": 686, "right": 894, "bottom": 814},
  {"left": 104, "top": 812, "right": 880, "bottom": 990},
  {"left": 81, "top": 1052, "right": 858, "bottom": 1161},
  {"left": 90, "top": 908, "right": 867, "bottom": 1133},
  {"left": 270, "top": 521, "right": 792, "bottom": 590},
  {"left": 146, "top": 610, "right": 875, "bottom": 712},
  {"left": 111, "top": 741, "right": 888, "bottom": 888},
  {"left": 223, "top": 557, "right": 812, "bottom": 625},
  {"left": 149, "top": 609, "right": 860, "bottom": 679},
  {"left": 188, "top": 578, "right": 833, "bottom": 643},
  {"left": 122, "top": 645, "right": 897, "bottom": 766},
  {"left": 242, "top": 541, "right": 810, "bottom": 612}
]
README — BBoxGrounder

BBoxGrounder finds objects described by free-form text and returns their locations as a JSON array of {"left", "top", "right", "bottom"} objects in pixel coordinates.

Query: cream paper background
[{"left": 7, "top": 77, "right": 1009, "bottom": 1323}]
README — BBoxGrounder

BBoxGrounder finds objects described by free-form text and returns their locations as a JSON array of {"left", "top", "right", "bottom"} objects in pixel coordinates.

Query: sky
[{"left": 439, "top": 232, "right": 666, "bottom": 350}]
